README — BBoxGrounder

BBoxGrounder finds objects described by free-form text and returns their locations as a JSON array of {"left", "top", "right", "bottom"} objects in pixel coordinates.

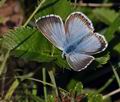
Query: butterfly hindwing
[
  {"left": 36, "top": 15, "right": 65, "bottom": 50},
  {"left": 66, "top": 53, "right": 94, "bottom": 71}
]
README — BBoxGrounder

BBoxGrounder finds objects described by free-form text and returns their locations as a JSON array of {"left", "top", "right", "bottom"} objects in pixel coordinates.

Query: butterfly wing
[
  {"left": 65, "top": 12, "right": 94, "bottom": 43},
  {"left": 74, "top": 32, "right": 108, "bottom": 54},
  {"left": 66, "top": 53, "right": 94, "bottom": 71},
  {"left": 65, "top": 12, "right": 107, "bottom": 54},
  {"left": 36, "top": 15, "right": 65, "bottom": 50}
]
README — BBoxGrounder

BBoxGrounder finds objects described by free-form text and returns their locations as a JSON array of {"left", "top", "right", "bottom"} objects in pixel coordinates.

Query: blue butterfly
[{"left": 36, "top": 12, "right": 108, "bottom": 71}]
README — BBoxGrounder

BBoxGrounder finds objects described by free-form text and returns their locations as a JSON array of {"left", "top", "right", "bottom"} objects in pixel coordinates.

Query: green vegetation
[{"left": 0, "top": 0, "right": 120, "bottom": 102}]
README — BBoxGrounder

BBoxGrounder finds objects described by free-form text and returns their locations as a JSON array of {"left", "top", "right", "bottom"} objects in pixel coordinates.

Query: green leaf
[
  {"left": 93, "top": 8, "right": 119, "bottom": 25},
  {"left": 67, "top": 79, "right": 83, "bottom": 92},
  {"left": 48, "top": 95, "right": 55, "bottom": 102},
  {"left": 74, "top": 82, "right": 83, "bottom": 94},
  {"left": 53, "top": 0, "right": 72, "bottom": 19},
  {"left": 114, "top": 43, "right": 120, "bottom": 53},
  {"left": 104, "top": 14, "right": 120, "bottom": 42},
  {"left": 55, "top": 55, "right": 69, "bottom": 68},
  {"left": 95, "top": 53, "right": 110, "bottom": 65},
  {"left": 86, "top": 90, "right": 103, "bottom": 102},
  {"left": 35, "top": 0, "right": 72, "bottom": 20},
  {"left": 35, "top": 0, "right": 56, "bottom": 17},
  {"left": 2, "top": 27, "right": 68, "bottom": 69},
  {"left": 2, "top": 27, "right": 54, "bottom": 62}
]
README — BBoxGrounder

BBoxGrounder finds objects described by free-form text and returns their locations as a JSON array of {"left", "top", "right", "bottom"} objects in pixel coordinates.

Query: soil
[{"left": 0, "top": 0, "right": 23, "bottom": 35}]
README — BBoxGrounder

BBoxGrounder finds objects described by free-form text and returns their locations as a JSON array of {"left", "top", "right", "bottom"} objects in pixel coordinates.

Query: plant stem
[
  {"left": 1, "top": 67, "right": 7, "bottom": 97},
  {"left": 48, "top": 69, "right": 58, "bottom": 96},
  {"left": 42, "top": 68, "right": 47, "bottom": 102},
  {"left": 4, "top": 79, "right": 19, "bottom": 100},
  {"left": 23, "top": 0, "right": 46, "bottom": 27},
  {"left": 71, "top": 3, "right": 120, "bottom": 7},
  {"left": 0, "top": 50, "right": 10, "bottom": 75},
  {"left": 111, "top": 64, "right": 120, "bottom": 87},
  {"left": 51, "top": 46, "right": 55, "bottom": 56},
  {"left": 98, "top": 75, "right": 115, "bottom": 93},
  {"left": 48, "top": 45, "right": 59, "bottom": 96},
  {"left": 27, "top": 77, "right": 55, "bottom": 87},
  {"left": 103, "top": 88, "right": 120, "bottom": 99},
  {"left": 74, "top": 0, "right": 77, "bottom": 8}
]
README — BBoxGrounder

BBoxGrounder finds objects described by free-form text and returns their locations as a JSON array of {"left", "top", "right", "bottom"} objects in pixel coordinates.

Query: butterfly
[{"left": 36, "top": 12, "right": 108, "bottom": 71}]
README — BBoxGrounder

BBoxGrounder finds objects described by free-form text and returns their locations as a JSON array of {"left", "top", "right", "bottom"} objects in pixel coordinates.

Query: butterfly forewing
[
  {"left": 65, "top": 12, "right": 107, "bottom": 55},
  {"left": 36, "top": 15, "right": 65, "bottom": 50},
  {"left": 74, "top": 32, "right": 108, "bottom": 54},
  {"left": 65, "top": 12, "right": 94, "bottom": 42}
]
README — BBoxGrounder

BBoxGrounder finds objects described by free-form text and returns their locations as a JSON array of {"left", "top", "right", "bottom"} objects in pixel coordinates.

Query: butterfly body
[
  {"left": 36, "top": 12, "right": 108, "bottom": 71},
  {"left": 64, "top": 38, "right": 80, "bottom": 53}
]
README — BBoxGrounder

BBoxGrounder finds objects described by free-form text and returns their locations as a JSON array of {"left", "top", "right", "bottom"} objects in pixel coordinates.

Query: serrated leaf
[
  {"left": 2, "top": 27, "right": 55, "bottom": 62},
  {"left": 3, "top": 27, "right": 40, "bottom": 50},
  {"left": 2, "top": 27, "right": 68, "bottom": 69},
  {"left": 93, "top": 8, "right": 119, "bottom": 25}
]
